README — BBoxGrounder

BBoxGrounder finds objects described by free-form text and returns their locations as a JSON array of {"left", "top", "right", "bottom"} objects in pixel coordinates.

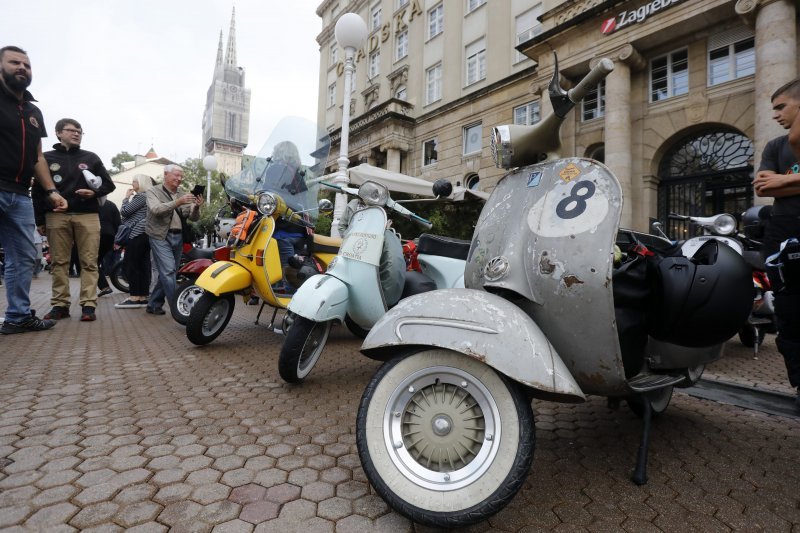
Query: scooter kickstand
[
  {"left": 631, "top": 399, "right": 652, "bottom": 486},
  {"left": 255, "top": 302, "right": 267, "bottom": 325},
  {"left": 753, "top": 327, "right": 759, "bottom": 360}
]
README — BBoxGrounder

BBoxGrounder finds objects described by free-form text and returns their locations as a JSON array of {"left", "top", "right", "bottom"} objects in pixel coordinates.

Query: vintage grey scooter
[{"left": 354, "top": 56, "right": 754, "bottom": 528}]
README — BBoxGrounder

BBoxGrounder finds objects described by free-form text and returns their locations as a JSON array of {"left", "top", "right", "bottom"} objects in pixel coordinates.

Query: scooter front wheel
[
  {"left": 110, "top": 260, "right": 129, "bottom": 293},
  {"left": 356, "top": 349, "right": 535, "bottom": 528},
  {"left": 278, "top": 316, "right": 332, "bottom": 383},
  {"left": 170, "top": 278, "right": 202, "bottom": 325},
  {"left": 627, "top": 385, "right": 673, "bottom": 418},
  {"left": 186, "top": 292, "right": 235, "bottom": 345}
]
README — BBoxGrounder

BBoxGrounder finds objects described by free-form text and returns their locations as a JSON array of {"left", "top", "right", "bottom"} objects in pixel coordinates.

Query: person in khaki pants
[{"left": 32, "top": 118, "right": 115, "bottom": 322}]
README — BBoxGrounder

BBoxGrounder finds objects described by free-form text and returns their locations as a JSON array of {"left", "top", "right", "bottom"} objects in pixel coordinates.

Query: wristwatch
[{"left": 46, "top": 189, "right": 58, "bottom": 195}]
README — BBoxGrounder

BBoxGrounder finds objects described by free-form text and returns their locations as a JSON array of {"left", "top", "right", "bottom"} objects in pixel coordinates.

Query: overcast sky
[{"left": 6, "top": 0, "right": 323, "bottom": 167}]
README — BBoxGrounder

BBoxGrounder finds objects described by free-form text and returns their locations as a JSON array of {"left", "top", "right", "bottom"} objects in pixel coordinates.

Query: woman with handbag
[{"left": 115, "top": 175, "right": 154, "bottom": 308}]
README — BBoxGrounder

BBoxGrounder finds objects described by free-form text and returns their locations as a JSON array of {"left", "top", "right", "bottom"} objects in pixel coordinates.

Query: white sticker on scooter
[
  {"left": 340, "top": 231, "right": 382, "bottom": 265},
  {"left": 527, "top": 179, "right": 609, "bottom": 237}
]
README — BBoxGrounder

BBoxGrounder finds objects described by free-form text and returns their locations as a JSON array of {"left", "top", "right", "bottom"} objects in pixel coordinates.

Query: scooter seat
[
  {"left": 312, "top": 234, "right": 342, "bottom": 255},
  {"left": 417, "top": 233, "right": 471, "bottom": 260},
  {"left": 184, "top": 247, "right": 216, "bottom": 260}
]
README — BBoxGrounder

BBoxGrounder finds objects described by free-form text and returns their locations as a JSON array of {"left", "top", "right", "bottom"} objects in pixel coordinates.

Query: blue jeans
[
  {"left": 148, "top": 233, "right": 182, "bottom": 310},
  {"left": 0, "top": 191, "right": 37, "bottom": 322}
]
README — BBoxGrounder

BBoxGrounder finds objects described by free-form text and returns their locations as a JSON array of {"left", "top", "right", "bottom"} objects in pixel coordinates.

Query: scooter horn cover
[{"left": 648, "top": 240, "right": 753, "bottom": 347}]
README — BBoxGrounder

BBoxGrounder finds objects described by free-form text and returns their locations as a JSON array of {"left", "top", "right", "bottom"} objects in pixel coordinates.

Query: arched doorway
[{"left": 657, "top": 129, "right": 753, "bottom": 238}]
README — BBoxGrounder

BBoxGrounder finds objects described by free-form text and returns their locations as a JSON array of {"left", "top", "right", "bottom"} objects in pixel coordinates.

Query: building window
[
  {"left": 423, "top": 138, "right": 438, "bottom": 166},
  {"left": 371, "top": 5, "right": 382, "bottom": 31},
  {"left": 428, "top": 4, "right": 444, "bottom": 39},
  {"left": 396, "top": 30, "right": 408, "bottom": 61},
  {"left": 467, "top": 0, "right": 485, "bottom": 14},
  {"left": 426, "top": 63, "right": 442, "bottom": 104},
  {"left": 329, "top": 43, "right": 338, "bottom": 66},
  {"left": 513, "top": 101, "right": 540, "bottom": 125},
  {"left": 465, "top": 173, "right": 480, "bottom": 190},
  {"left": 650, "top": 49, "right": 688, "bottom": 102},
  {"left": 582, "top": 80, "right": 605, "bottom": 121},
  {"left": 327, "top": 83, "right": 336, "bottom": 108},
  {"left": 708, "top": 28, "right": 755, "bottom": 86},
  {"left": 368, "top": 51, "right": 380, "bottom": 79},
  {"left": 465, "top": 39, "right": 486, "bottom": 86},
  {"left": 395, "top": 85, "right": 407, "bottom": 100},
  {"left": 463, "top": 123, "right": 482, "bottom": 155},
  {"left": 515, "top": 5, "right": 542, "bottom": 63},
  {"left": 398, "top": 0, "right": 409, "bottom": 8}
]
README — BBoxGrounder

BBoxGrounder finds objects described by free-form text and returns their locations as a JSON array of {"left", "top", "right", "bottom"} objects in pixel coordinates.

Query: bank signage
[{"left": 601, "top": 0, "right": 685, "bottom": 35}]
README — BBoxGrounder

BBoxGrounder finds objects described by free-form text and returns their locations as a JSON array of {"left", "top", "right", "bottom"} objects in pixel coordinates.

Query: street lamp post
[
  {"left": 202, "top": 155, "right": 218, "bottom": 246},
  {"left": 202, "top": 154, "right": 217, "bottom": 205},
  {"left": 331, "top": 12, "right": 368, "bottom": 238}
]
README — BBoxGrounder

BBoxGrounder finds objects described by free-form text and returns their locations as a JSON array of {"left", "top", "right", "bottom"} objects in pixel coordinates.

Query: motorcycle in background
[{"left": 353, "top": 55, "right": 754, "bottom": 527}]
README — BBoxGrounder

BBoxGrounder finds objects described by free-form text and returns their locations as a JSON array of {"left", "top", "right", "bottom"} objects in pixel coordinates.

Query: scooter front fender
[
  {"left": 194, "top": 261, "right": 251, "bottom": 296},
  {"left": 361, "top": 288, "right": 585, "bottom": 403},
  {"left": 287, "top": 274, "right": 349, "bottom": 323}
]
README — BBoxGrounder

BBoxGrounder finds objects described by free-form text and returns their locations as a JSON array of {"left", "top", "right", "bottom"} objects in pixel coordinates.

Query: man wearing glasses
[
  {"left": 33, "top": 118, "right": 115, "bottom": 322},
  {"left": 0, "top": 45, "right": 68, "bottom": 335}
]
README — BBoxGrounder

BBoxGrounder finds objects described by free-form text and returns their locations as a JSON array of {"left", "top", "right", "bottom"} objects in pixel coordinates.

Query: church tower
[{"left": 201, "top": 7, "right": 251, "bottom": 176}]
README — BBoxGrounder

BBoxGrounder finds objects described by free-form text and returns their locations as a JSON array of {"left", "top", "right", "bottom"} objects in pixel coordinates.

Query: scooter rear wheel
[
  {"left": 356, "top": 349, "right": 534, "bottom": 528},
  {"left": 278, "top": 316, "right": 331, "bottom": 383},
  {"left": 186, "top": 292, "right": 235, "bottom": 345},
  {"left": 737, "top": 325, "right": 766, "bottom": 348},
  {"left": 110, "top": 260, "right": 129, "bottom": 293}
]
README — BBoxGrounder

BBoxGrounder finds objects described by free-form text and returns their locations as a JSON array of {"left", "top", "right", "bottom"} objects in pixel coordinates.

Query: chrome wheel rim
[
  {"left": 201, "top": 299, "right": 231, "bottom": 336},
  {"left": 177, "top": 285, "right": 203, "bottom": 316}
]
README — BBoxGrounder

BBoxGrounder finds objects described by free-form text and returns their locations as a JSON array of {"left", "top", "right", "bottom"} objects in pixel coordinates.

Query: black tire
[
  {"left": 627, "top": 386, "right": 674, "bottom": 418},
  {"left": 110, "top": 260, "right": 129, "bottom": 293},
  {"left": 186, "top": 292, "right": 235, "bottom": 346},
  {"left": 170, "top": 278, "right": 202, "bottom": 325},
  {"left": 344, "top": 314, "right": 369, "bottom": 339},
  {"left": 738, "top": 325, "right": 766, "bottom": 348},
  {"left": 356, "top": 349, "right": 535, "bottom": 528},
  {"left": 278, "top": 316, "right": 332, "bottom": 383}
]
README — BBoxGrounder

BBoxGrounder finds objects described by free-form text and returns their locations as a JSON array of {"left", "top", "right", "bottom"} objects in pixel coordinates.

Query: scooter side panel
[
  {"left": 362, "top": 288, "right": 586, "bottom": 403},
  {"left": 286, "top": 274, "right": 350, "bottom": 323},
  {"left": 194, "top": 261, "right": 253, "bottom": 296},
  {"left": 466, "top": 158, "right": 628, "bottom": 396},
  {"left": 417, "top": 255, "right": 465, "bottom": 289}
]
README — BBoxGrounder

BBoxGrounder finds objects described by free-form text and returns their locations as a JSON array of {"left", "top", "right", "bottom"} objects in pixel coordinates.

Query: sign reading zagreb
[{"left": 601, "top": 0, "right": 685, "bottom": 35}]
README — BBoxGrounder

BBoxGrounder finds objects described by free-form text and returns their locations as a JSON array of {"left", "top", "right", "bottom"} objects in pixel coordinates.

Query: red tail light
[{"left": 753, "top": 270, "right": 771, "bottom": 290}]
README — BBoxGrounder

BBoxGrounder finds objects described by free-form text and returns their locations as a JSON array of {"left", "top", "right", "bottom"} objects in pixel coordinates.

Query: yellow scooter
[{"left": 186, "top": 117, "right": 340, "bottom": 345}]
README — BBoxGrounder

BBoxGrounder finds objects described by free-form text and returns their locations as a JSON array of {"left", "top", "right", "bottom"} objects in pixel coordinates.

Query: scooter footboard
[{"left": 361, "top": 288, "right": 585, "bottom": 403}]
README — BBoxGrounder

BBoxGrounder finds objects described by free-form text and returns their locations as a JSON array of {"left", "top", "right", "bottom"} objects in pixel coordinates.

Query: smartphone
[{"left": 190, "top": 184, "right": 206, "bottom": 197}]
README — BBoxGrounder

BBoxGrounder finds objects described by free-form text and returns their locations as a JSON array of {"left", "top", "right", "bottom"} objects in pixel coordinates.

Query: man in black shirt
[
  {"left": 753, "top": 78, "right": 800, "bottom": 412},
  {"left": 0, "top": 45, "right": 67, "bottom": 334}
]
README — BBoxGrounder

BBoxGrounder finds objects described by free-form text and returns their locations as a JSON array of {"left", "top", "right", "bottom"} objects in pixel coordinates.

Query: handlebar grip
[
  {"left": 412, "top": 214, "right": 433, "bottom": 230},
  {"left": 568, "top": 58, "right": 614, "bottom": 104}
]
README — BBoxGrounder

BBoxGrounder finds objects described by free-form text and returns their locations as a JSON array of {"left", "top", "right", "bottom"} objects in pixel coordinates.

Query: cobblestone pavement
[{"left": 0, "top": 278, "right": 798, "bottom": 532}]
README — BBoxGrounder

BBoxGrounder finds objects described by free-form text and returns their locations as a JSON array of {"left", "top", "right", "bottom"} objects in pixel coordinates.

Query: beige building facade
[{"left": 315, "top": 0, "right": 798, "bottom": 231}]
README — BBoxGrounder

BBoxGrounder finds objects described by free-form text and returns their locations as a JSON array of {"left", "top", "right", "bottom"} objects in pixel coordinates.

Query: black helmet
[
  {"left": 648, "top": 240, "right": 753, "bottom": 347},
  {"left": 741, "top": 205, "right": 771, "bottom": 240}
]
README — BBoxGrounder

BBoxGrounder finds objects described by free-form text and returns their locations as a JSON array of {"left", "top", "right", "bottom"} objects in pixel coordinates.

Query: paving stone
[
  {"left": 243, "top": 456, "right": 275, "bottom": 471},
  {"left": 158, "top": 500, "right": 204, "bottom": 526},
  {"left": 81, "top": 524, "right": 124, "bottom": 533},
  {"left": 74, "top": 482, "right": 119, "bottom": 506},
  {"left": 69, "top": 501, "right": 119, "bottom": 529},
  {"left": 154, "top": 482, "right": 195, "bottom": 504},
  {"left": 0, "top": 485, "right": 38, "bottom": 507},
  {"left": 288, "top": 467, "right": 319, "bottom": 486},
  {"left": 33, "top": 468, "right": 80, "bottom": 489},
  {"left": 125, "top": 521, "right": 168, "bottom": 533},
  {"left": 152, "top": 468, "right": 188, "bottom": 486},
  {"left": 0, "top": 504, "right": 31, "bottom": 527},
  {"left": 147, "top": 454, "right": 181, "bottom": 470},
  {"left": 334, "top": 514, "right": 374, "bottom": 533},
  {"left": 115, "top": 501, "right": 163, "bottom": 528},
  {"left": 186, "top": 468, "right": 223, "bottom": 485},
  {"left": 0, "top": 470, "right": 43, "bottom": 488},
  {"left": 76, "top": 468, "right": 116, "bottom": 488},
  {"left": 240, "top": 500, "right": 280, "bottom": 524},
  {"left": 373, "top": 512, "right": 414, "bottom": 532},
  {"left": 278, "top": 499, "right": 316, "bottom": 520},
  {"left": 229, "top": 483, "right": 267, "bottom": 504},
  {"left": 24, "top": 502, "right": 79, "bottom": 528},
  {"left": 191, "top": 482, "right": 231, "bottom": 504},
  {"left": 265, "top": 483, "right": 301, "bottom": 505},
  {"left": 32, "top": 484, "right": 79, "bottom": 507},
  {"left": 196, "top": 500, "right": 241, "bottom": 525},
  {"left": 213, "top": 454, "right": 246, "bottom": 472},
  {"left": 317, "top": 497, "right": 352, "bottom": 521},
  {"left": 336, "top": 480, "right": 369, "bottom": 501}
]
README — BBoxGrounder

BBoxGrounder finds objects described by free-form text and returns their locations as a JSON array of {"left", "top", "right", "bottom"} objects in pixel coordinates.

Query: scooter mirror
[
  {"left": 432, "top": 179, "right": 453, "bottom": 198},
  {"left": 318, "top": 198, "right": 334, "bottom": 214}
]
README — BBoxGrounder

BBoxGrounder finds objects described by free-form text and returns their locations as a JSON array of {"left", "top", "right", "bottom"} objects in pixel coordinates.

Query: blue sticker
[
  {"left": 527, "top": 171, "right": 542, "bottom": 188},
  {"left": 791, "top": 163, "right": 800, "bottom": 174}
]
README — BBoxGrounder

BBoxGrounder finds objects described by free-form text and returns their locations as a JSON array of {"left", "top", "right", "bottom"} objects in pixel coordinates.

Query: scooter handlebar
[
  {"left": 568, "top": 58, "right": 614, "bottom": 104},
  {"left": 388, "top": 199, "right": 433, "bottom": 230}
]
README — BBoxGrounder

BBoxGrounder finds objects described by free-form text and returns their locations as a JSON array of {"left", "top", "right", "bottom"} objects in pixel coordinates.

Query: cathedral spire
[
  {"left": 215, "top": 30, "right": 223, "bottom": 67},
  {"left": 224, "top": 7, "right": 237, "bottom": 68}
]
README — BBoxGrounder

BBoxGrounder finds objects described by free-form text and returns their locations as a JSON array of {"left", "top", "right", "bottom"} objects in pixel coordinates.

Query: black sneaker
[
  {"left": 44, "top": 306, "right": 70, "bottom": 320},
  {"left": 80, "top": 306, "right": 96, "bottom": 322},
  {"left": 98, "top": 287, "right": 113, "bottom": 297},
  {"left": 146, "top": 307, "right": 165, "bottom": 315},
  {"left": 1, "top": 315, "right": 56, "bottom": 335}
]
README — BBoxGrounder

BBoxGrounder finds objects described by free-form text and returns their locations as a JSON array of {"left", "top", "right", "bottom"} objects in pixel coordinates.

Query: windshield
[{"left": 225, "top": 116, "right": 331, "bottom": 221}]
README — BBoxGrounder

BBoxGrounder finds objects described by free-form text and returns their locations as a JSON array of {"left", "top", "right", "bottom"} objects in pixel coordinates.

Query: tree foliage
[
  {"left": 178, "top": 157, "right": 230, "bottom": 240},
  {"left": 109, "top": 151, "right": 134, "bottom": 175}
]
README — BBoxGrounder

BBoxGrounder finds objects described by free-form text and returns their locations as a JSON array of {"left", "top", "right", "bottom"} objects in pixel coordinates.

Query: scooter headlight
[
  {"left": 712, "top": 214, "right": 737, "bottom": 236},
  {"left": 358, "top": 181, "right": 389, "bottom": 206},
  {"left": 256, "top": 192, "right": 278, "bottom": 216}
]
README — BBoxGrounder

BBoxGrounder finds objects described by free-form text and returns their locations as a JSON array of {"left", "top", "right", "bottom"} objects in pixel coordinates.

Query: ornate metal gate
[{"left": 657, "top": 130, "right": 754, "bottom": 238}]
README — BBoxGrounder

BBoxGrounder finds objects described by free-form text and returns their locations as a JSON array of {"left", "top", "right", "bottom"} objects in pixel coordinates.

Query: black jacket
[
  {"left": 0, "top": 87, "right": 47, "bottom": 195},
  {"left": 32, "top": 144, "right": 116, "bottom": 225}
]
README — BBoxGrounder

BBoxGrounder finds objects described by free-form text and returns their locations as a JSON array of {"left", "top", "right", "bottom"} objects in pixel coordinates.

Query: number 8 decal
[{"left": 556, "top": 181, "right": 596, "bottom": 220}]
